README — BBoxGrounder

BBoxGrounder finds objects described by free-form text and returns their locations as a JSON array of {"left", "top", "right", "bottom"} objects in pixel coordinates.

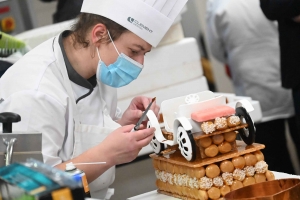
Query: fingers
[
  {"left": 141, "top": 121, "right": 148, "bottom": 129},
  {"left": 134, "top": 127, "right": 155, "bottom": 140},
  {"left": 134, "top": 127, "right": 155, "bottom": 148},
  {"left": 153, "top": 104, "right": 160, "bottom": 117},
  {"left": 131, "top": 96, "right": 160, "bottom": 117},
  {"left": 133, "top": 109, "right": 143, "bottom": 119},
  {"left": 132, "top": 96, "right": 157, "bottom": 110},
  {"left": 140, "top": 97, "right": 153, "bottom": 111},
  {"left": 121, "top": 124, "right": 148, "bottom": 133},
  {"left": 141, "top": 97, "right": 160, "bottom": 118},
  {"left": 136, "top": 135, "right": 153, "bottom": 149},
  {"left": 130, "top": 96, "right": 148, "bottom": 110}
]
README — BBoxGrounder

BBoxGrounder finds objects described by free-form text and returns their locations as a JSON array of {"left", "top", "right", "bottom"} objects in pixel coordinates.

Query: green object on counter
[
  {"left": 0, "top": 32, "right": 26, "bottom": 49},
  {"left": 17, "top": 194, "right": 35, "bottom": 200}
]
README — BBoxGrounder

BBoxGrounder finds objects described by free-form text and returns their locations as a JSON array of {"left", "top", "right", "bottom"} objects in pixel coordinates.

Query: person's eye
[
  {"left": 131, "top": 50, "right": 138, "bottom": 55},
  {"left": 129, "top": 48, "right": 140, "bottom": 55}
]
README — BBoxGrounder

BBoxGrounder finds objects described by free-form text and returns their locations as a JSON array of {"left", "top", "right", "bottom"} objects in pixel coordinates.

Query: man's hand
[
  {"left": 117, "top": 96, "right": 160, "bottom": 126},
  {"left": 101, "top": 125, "right": 155, "bottom": 165}
]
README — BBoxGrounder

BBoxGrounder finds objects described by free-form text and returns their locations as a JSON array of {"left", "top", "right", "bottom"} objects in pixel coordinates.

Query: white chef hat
[{"left": 81, "top": 0, "right": 188, "bottom": 47}]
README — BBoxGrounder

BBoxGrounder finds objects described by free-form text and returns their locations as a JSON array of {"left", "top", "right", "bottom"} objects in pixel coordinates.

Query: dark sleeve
[
  {"left": 53, "top": 0, "right": 83, "bottom": 23},
  {"left": 260, "top": 0, "right": 300, "bottom": 20}
]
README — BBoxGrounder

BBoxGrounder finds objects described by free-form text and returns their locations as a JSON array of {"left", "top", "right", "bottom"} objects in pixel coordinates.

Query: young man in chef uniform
[{"left": 0, "top": 0, "right": 188, "bottom": 198}]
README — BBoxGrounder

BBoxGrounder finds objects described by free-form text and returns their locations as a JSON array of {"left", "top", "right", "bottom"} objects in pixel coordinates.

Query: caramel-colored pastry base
[
  {"left": 150, "top": 140, "right": 265, "bottom": 168},
  {"left": 151, "top": 141, "right": 270, "bottom": 200}
]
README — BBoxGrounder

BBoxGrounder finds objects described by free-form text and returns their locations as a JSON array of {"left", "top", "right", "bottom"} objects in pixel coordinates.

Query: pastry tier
[{"left": 151, "top": 141, "right": 274, "bottom": 200}]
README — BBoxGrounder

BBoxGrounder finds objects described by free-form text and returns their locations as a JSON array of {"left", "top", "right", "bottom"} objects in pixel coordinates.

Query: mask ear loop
[
  {"left": 107, "top": 30, "right": 120, "bottom": 56},
  {"left": 96, "top": 30, "right": 120, "bottom": 62},
  {"left": 96, "top": 47, "right": 103, "bottom": 82},
  {"left": 96, "top": 47, "right": 102, "bottom": 62}
]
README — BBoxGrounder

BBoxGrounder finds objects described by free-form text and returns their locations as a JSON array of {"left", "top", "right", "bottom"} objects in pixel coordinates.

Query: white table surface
[{"left": 127, "top": 171, "right": 300, "bottom": 200}]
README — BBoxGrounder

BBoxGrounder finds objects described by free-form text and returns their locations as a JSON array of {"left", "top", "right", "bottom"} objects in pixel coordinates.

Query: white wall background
[{"left": 181, "top": 0, "right": 234, "bottom": 93}]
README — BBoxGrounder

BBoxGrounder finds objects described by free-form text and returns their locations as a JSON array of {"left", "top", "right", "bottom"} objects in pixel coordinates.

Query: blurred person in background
[
  {"left": 40, "top": 0, "right": 83, "bottom": 23},
  {"left": 260, "top": 0, "right": 300, "bottom": 171},
  {"left": 206, "top": 0, "right": 300, "bottom": 174}
]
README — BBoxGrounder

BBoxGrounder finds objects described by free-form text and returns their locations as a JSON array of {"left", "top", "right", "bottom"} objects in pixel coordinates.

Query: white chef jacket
[
  {"left": 0, "top": 32, "right": 122, "bottom": 166},
  {"left": 206, "top": 0, "right": 294, "bottom": 122}
]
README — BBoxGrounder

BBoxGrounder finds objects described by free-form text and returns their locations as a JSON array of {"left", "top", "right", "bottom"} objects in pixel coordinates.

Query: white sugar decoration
[
  {"left": 229, "top": 116, "right": 241, "bottom": 125},
  {"left": 213, "top": 176, "right": 224, "bottom": 187},
  {"left": 244, "top": 166, "right": 255, "bottom": 177},
  {"left": 155, "top": 170, "right": 160, "bottom": 179},
  {"left": 199, "top": 176, "right": 213, "bottom": 190},
  {"left": 167, "top": 172, "right": 173, "bottom": 185},
  {"left": 255, "top": 161, "right": 268, "bottom": 173},
  {"left": 160, "top": 171, "right": 168, "bottom": 182},
  {"left": 222, "top": 172, "right": 233, "bottom": 185},
  {"left": 214, "top": 117, "right": 227, "bottom": 129},
  {"left": 201, "top": 122, "right": 216, "bottom": 134},
  {"left": 233, "top": 168, "right": 246, "bottom": 181},
  {"left": 189, "top": 177, "right": 200, "bottom": 189}
]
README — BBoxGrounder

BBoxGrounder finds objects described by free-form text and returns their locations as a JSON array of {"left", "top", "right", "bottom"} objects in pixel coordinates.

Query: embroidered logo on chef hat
[
  {"left": 127, "top": 16, "right": 153, "bottom": 33},
  {"left": 81, "top": 0, "right": 188, "bottom": 47},
  {"left": 127, "top": 17, "right": 135, "bottom": 24}
]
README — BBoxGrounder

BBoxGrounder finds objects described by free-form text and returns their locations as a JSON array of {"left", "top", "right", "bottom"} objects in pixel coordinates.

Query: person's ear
[{"left": 91, "top": 23, "right": 108, "bottom": 45}]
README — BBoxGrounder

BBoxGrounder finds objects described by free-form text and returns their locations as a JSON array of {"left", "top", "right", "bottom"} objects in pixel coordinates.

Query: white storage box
[{"left": 118, "top": 37, "right": 204, "bottom": 102}]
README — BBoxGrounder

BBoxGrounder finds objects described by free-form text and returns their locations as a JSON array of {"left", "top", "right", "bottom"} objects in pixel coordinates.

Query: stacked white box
[{"left": 117, "top": 37, "right": 209, "bottom": 111}]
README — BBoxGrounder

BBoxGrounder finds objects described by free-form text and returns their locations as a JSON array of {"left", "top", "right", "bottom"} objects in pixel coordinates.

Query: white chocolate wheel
[
  {"left": 235, "top": 107, "right": 255, "bottom": 145},
  {"left": 177, "top": 126, "right": 196, "bottom": 161}
]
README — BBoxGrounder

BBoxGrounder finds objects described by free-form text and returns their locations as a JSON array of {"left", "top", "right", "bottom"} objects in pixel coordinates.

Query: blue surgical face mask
[{"left": 96, "top": 31, "right": 144, "bottom": 88}]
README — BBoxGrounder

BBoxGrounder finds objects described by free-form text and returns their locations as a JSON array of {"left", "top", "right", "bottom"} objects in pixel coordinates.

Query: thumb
[{"left": 134, "top": 109, "right": 144, "bottom": 119}]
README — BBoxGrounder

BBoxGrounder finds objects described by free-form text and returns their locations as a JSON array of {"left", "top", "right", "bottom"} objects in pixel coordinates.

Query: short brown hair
[{"left": 71, "top": 13, "right": 128, "bottom": 48}]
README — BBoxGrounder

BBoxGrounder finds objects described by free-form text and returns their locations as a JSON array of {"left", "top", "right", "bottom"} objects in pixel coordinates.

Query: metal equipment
[
  {"left": 0, "top": 112, "right": 43, "bottom": 166},
  {"left": 0, "top": 0, "right": 36, "bottom": 35}
]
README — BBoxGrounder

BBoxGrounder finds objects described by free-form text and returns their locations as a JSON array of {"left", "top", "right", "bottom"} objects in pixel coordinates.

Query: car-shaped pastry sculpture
[{"left": 146, "top": 91, "right": 256, "bottom": 162}]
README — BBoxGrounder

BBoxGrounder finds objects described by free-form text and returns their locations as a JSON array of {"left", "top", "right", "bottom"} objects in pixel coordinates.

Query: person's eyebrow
[{"left": 133, "top": 44, "right": 151, "bottom": 53}]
